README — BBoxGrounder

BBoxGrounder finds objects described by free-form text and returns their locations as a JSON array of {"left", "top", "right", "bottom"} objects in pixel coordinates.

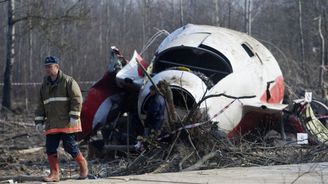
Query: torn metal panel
[{"left": 116, "top": 50, "right": 149, "bottom": 89}]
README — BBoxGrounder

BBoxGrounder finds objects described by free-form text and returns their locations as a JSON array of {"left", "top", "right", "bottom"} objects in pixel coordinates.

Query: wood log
[
  {"left": 17, "top": 147, "right": 43, "bottom": 154},
  {"left": 0, "top": 133, "right": 28, "bottom": 143},
  {"left": 0, "top": 175, "right": 82, "bottom": 182},
  {"left": 183, "top": 151, "right": 218, "bottom": 171}
]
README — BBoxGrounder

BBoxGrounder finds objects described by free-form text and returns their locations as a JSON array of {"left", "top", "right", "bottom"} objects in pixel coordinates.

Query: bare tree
[
  {"left": 120, "top": 0, "right": 127, "bottom": 51},
  {"left": 142, "top": 0, "right": 149, "bottom": 46},
  {"left": 244, "top": 0, "right": 252, "bottom": 35},
  {"left": 227, "top": 1, "right": 232, "bottom": 28},
  {"left": 1, "top": 0, "right": 328, "bottom": 107},
  {"left": 298, "top": 0, "right": 305, "bottom": 70},
  {"left": 179, "top": 0, "right": 184, "bottom": 26},
  {"left": 1, "top": 0, "right": 88, "bottom": 111},
  {"left": 2, "top": 0, "right": 15, "bottom": 111},
  {"left": 214, "top": 0, "right": 220, "bottom": 26},
  {"left": 314, "top": 16, "right": 326, "bottom": 97}
]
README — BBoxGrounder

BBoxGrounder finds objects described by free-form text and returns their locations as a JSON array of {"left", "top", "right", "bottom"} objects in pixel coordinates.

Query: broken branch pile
[{"left": 87, "top": 125, "right": 328, "bottom": 178}]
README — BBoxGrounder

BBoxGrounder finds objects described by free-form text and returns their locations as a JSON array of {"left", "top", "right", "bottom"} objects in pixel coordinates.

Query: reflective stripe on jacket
[{"left": 34, "top": 70, "right": 82, "bottom": 135}]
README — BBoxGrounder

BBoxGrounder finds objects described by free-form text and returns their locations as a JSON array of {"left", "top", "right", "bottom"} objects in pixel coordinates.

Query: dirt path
[{"left": 54, "top": 162, "right": 328, "bottom": 184}]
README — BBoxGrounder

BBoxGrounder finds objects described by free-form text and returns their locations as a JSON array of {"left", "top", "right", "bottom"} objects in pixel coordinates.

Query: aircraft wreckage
[{"left": 78, "top": 24, "right": 328, "bottom": 152}]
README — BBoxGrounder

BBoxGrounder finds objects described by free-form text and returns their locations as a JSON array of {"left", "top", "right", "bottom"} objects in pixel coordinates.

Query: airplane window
[{"left": 241, "top": 43, "right": 255, "bottom": 57}]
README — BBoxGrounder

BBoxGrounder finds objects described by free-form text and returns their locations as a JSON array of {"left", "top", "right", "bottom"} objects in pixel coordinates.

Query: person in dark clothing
[{"left": 144, "top": 85, "right": 166, "bottom": 137}]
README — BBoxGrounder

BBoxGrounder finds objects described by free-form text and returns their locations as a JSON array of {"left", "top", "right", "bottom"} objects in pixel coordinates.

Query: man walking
[{"left": 34, "top": 56, "right": 88, "bottom": 182}]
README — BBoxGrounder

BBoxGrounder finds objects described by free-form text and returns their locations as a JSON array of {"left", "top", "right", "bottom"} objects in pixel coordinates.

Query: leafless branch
[
  {"left": 0, "top": 0, "right": 8, "bottom": 4},
  {"left": 12, "top": 14, "right": 87, "bottom": 24},
  {"left": 184, "top": 93, "right": 256, "bottom": 123},
  {"left": 183, "top": 151, "right": 219, "bottom": 171},
  {"left": 65, "top": 0, "right": 84, "bottom": 14}
]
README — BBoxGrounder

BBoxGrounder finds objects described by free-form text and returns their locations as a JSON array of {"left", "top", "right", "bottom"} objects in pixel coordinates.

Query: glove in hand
[
  {"left": 70, "top": 117, "right": 79, "bottom": 126},
  {"left": 35, "top": 124, "right": 45, "bottom": 134}
]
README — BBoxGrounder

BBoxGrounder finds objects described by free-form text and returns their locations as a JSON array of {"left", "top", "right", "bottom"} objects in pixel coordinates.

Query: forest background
[{"left": 0, "top": 0, "right": 327, "bottom": 111}]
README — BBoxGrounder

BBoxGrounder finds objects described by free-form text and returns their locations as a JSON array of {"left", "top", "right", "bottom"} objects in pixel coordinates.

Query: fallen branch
[
  {"left": 0, "top": 119, "right": 34, "bottom": 127},
  {"left": 0, "top": 133, "right": 28, "bottom": 143},
  {"left": 187, "top": 132, "right": 201, "bottom": 159},
  {"left": 103, "top": 144, "right": 136, "bottom": 152},
  {"left": 0, "top": 175, "right": 84, "bottom": 182},
  {"left": 165, "top": 131, "right": 181, "bottom": 160},
  {"left": 179, "top": 151, "right": 195, "bottom": 171},
  {"left": 183, "top": 151, "right": 219, "bottom": 171},
  {"left": 0, "top": 175, "right": 42, "bottom": 183},
  {"left": 17, "top": 147, "right": 43, "bottom": 154},
  {"left": 184, "top": 93, "right": 256, "bottom": 123}
]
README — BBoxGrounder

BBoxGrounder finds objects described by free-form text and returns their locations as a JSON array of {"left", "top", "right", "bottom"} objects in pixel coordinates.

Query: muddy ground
[
  {"left": 0, "top": 112, "right": 99, "bottom": 181},
  {"left": 0, "top": 112, "right": 327, "bottom": 183}
]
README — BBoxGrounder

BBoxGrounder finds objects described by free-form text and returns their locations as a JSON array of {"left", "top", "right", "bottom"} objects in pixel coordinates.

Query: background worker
[
  {"left": 34, "top": 56, "right": 88, "bottom": 182},
  {"left": 144, "top": 85, "right": 166, "bottom": 137}
]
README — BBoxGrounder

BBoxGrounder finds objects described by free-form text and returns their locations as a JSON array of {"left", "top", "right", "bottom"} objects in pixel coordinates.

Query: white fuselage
[{"left": 121, "top": 24, "right": 284, "bottom": 136}]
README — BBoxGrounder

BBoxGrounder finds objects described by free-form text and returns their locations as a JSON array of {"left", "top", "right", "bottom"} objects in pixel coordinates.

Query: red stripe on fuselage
[
  {"left": 260, "top": 75, "right": 284, "bottom": 103},
  {"left": 227, "top": 75, "right": 285, "bottom": 138},
  {"left": 227, "top": 112, "right": 281, "bottom": 139},
  {"left": 137, "top": 53, "right": 149, "bottom": 77},
  {"left": 77, "top": 72, "right": 121, "bottom": 140}
]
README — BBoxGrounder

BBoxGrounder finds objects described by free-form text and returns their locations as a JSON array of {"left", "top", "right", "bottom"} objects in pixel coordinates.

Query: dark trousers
[{"left": 46, "top": 133, "right": 80, "bottom": 158}]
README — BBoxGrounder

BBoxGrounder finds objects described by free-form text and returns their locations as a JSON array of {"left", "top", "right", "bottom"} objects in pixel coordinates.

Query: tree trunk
[
  {"left": 179, "top": 0, "right": 184, "bottom": 26},
  {"left": 316, "top": 16, "right": 326, "bottom": 97},
  {"left": 228, "top": 1, "right": 231, "bottom": 28},
  {"left": 171, "top": 0, "right": 175, "bottom": 26},
  {"left": 142, "top": 0, "right": 147, "bottom": 46},
  {"left": 2, "top": 0, "right": 15, "bottom": 111},
  {"left": 28, "top": 15, "right": 33, "bottom": 82},
  {"left": 214, "top": 0, "right": 219, "bottom": 26},
  {"left": 244, "top": 0, "right": 252, "bottom": 35},
  {"left": 298, "top": 0, "right": 305, "bottom": 69},
  {"left": 244, "top": 0, "right": 247, "bottom": 33},
  {"left": 121, "top": 0, "right": 127, "bottom": 51},
  {"left": 247, "top": 0, "right": 252, "bottom": 35},
  {"left": 106, "top": 0, "right": 112, "bottom": 47}
]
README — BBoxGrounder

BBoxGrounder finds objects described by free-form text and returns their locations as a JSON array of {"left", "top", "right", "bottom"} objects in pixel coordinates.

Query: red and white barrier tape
[
  {"left": 0, "top": 81, "right": 95, "bottom": 86},
  {"left": 316, "top": 115, "right": 328, "bottom": 120}
]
